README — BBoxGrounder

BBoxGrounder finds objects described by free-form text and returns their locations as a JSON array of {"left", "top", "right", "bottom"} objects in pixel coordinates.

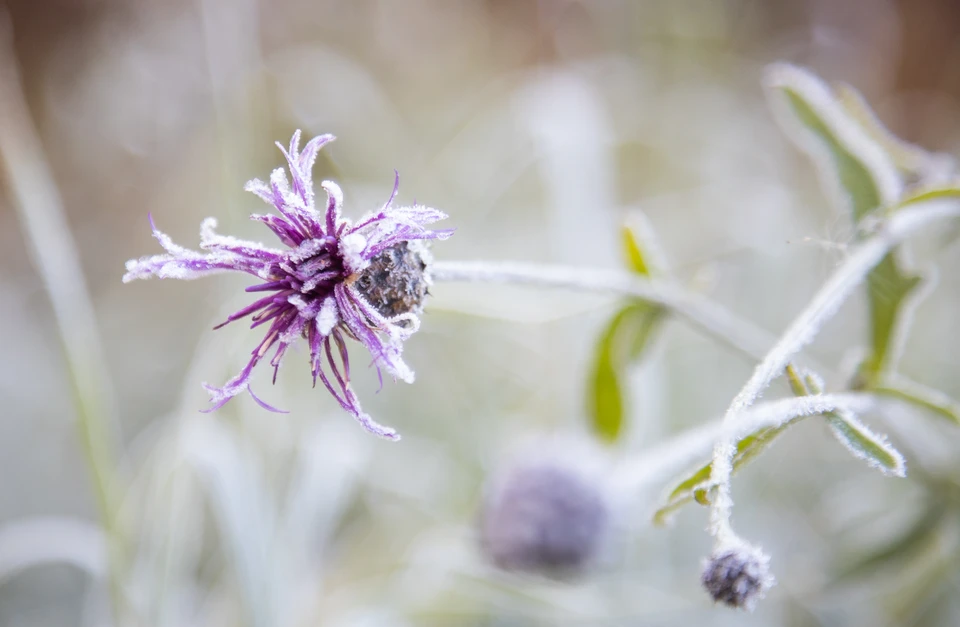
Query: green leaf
[
  {"left": 861, "top": 255, "right": 923, "bottom": 377},
  {"left": 767, "top": 64, "right": 898, "bottom": 221},
  {"left": 588, "top": 304, "right": 664, "bottom": 443},
  {"left": 869, "top": 375, "right": 960, "bottom": 426},
  {"left": 765, "top": 64, "right": 922, "bottom": 382},
  {"left": 826, "top": 412, "right": 906, "bottom": 477},
  {"left": 797, "top": 366, "right": 906, "bottom": 477},
  {"left": 622, "top": 224, "right": 652, "bottom": 276}
]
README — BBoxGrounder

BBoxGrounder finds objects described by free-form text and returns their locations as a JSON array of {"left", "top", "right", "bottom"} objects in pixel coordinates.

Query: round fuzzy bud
[
  {"left": 354, "top": 241, "right": 430, "bottom": 319},
  {"left": 479, "top": 440, "right": 611, "bottom": 579},
  {"left": 701, "top": 544, "right": 775, "bottom": 611}
]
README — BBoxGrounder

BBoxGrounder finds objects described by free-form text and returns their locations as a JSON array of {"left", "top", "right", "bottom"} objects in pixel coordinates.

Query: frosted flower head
[
  {"left": 478, "top": 437, "right": 612, "bottom": 579},
  {"left": 123, "top": 131, "right": 453, "bottom": 440},
  {"left": 701, "top": 543, "right": 775, "bottom": 611}
]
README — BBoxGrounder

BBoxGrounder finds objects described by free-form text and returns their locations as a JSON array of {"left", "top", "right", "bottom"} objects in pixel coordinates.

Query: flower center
[{"left": 354, "top": 241, "right": 429, "bottom": 319}]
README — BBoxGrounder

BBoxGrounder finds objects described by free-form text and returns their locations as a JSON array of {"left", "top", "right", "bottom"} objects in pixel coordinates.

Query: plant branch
[
  {"left": 432, "top": 260, "right": 774, "bottom": 363},
  {"left": 707, "top": 200, "right": 960, "bottom": 544}
]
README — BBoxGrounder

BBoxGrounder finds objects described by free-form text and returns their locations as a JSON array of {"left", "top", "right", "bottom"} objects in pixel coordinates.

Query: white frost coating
[
  {"left": 707, "top": 200, "right": 960, "bottom": 544},
  {"left": 431, "top": 260, "right": 776, "bottom": 363},
  {"left": 827, "top": 411, "right": 906, "bottom": 478},
  {"left": 764, "top": 63, "right": 903, "bottom": 214},
  {"left": 269, "top": 166, "right": 290, "bottom": 195},
  {"left": 321, "top": 180, "right": 343, "bottom": 224},
  {"left": 340, "top": 232, "right": 368, "bottom": 273},
  {"left": 200, "top": 217, "right": 284, "bottom": 256},
  {"left": 384, "top": 355, "right": 415, "bottom": 384},
  {"left": 315, "top": 297, "right": 338, "bottom": 336}
]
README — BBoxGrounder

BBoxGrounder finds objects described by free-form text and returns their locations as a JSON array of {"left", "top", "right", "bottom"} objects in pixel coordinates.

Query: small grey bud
[
  {"left": 479, "top": 441, "right": 611, "bottom": 579},
  {"left": 701, "top": 544, "right": 775, "bottom": 611}
]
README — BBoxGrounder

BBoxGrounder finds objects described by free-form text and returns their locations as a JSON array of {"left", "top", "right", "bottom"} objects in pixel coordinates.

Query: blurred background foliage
[{"left": 2, "top": 0, "right": 960, "bottom": 625}]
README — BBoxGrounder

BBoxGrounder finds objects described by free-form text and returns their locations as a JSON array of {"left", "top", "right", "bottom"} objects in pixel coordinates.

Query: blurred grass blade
[
  {"left": 0, "top": 517, "right": 107, "bottom": 583},
  {"left": 870, "top": 375, "right": 960, "bottom": 425},
  {"left": 826, "top": 412, "right": 906, "bottom": 477},
  {"left": 185, "top": 419, "right": 279, "bottom": 627},
  {"left": 589, "top": 303, "right": 664, "bottom": 443}
]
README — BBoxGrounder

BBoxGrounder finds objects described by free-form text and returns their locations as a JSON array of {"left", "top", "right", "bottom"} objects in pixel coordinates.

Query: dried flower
[
  {"left": 123, "top": 131, "right": 452, "bottom": 439},
  {"left": 479, "top": 439, "right": 611, "bottom": 579},
  {"left": 701, "top": 543, "right": 775, "bottom": 611}
]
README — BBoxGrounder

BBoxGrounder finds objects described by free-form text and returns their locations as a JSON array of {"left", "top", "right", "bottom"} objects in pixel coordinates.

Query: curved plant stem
[
  {"left": 707, "top": 200, "right": 960, "bottom": 545},
  {"left": 612, "top": 392, "right": 879, "bottom": 497},
  {"left": 432, "top": 260, "right": 774, "bottom": 363},
  {"left": 0, "top": 26, "right": 125, "bottom": 621}
]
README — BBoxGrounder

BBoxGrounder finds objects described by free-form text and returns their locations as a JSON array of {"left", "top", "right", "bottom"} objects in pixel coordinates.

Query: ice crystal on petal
[{"left": 122, "top": 131, "right": 453, "bottom": 439}]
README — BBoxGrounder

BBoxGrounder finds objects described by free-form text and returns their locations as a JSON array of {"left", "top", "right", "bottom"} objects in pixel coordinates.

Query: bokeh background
[{"left": 3, "top": 0, "right": 960, "bottom": 625}]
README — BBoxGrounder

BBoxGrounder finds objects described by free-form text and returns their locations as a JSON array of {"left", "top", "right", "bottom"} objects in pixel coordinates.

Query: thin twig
[
  {"left": 707, "top": 200, "right": 960, "bottom": 544},
  {"left": 432, "top": 260, "right": 774, "bottom": 363},
  {"left": 0, "top": 21, "right": 125, "bottom": 621}
]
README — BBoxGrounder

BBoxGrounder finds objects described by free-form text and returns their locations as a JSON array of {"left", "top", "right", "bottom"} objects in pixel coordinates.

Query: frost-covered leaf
[
  {"left": 827, "top": 413, "right": 906, "bottom": 477},
  {"left": 835, "top": 83, "right": 956, "bottom": 184},
  {"left": 764, "top": 63, "right": 924, "bottom": 381},
  {"left": 797, "top": 366, "right": 906, "bottom": 477},
  {"left": 870, "top": 375, "right": 960, "bottom": 426},
  {"left": 589, "top": 303, "right": 664, "bottom": 443},
  {"left": 765, "top": 63, "right": 901, "bottom": 222}
]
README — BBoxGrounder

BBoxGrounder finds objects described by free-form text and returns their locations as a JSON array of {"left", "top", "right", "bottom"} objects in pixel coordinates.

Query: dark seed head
[
  {"left": 479, "top": 457, "right": 610, "bottom": 579},
  {"left": 354, "top": 241, "right": 430, "bottom": 319},
  {"left": 701, "top": 545, "right": 774, "bottom": 611}
]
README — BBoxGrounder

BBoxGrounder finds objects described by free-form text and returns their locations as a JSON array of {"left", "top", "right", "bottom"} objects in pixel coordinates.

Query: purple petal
[{"left": 250, "top": 214, "right": 304, "bottom": 247}]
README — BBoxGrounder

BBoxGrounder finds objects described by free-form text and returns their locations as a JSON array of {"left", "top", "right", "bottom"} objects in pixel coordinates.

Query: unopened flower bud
[
  {"left": 701, "top": 544, "right": 775, "bottom": 611},
  {"left": 479, "top": 439, "right": 611, "bottom": 579}
]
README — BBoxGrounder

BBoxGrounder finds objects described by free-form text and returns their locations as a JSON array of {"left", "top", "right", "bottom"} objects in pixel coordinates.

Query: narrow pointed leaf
[
  {"left": 826, "top": 412, "right": 906, "bottom": 477},
  {"left": 799, "top": 367, "right": 906, "bottom": 477},
  {"left": 765, "top": 63, "right": 900, "bottom": 222},
  {"left": 861, "top": 257, "right": 923, "bottom": 377}
]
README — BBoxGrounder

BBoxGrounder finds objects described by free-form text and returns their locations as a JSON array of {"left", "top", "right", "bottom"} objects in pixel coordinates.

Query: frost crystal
[{"left": 123, "top": 131, "right": 453, "bottom": 439}]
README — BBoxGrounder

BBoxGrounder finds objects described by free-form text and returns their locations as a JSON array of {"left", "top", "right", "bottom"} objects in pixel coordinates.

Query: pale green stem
[
  {"left": 0, "top": 25, "right": 126, "bottom": 622},
  {"left": 432, "top": 260, "right": 775, "bottom": 363}
]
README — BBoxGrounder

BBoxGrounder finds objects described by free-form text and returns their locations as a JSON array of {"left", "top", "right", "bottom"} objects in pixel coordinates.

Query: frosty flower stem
[
  {"left": 708, "top": 199, "right": 960, "bottom": 546},
  {"left": 432, "top": 260, "right": 774, "bottom": 363},
  {"left": 0, "top": 31, "right": 125, "bottom": 621},
  {"left": 611, "top": 392, "right": 879, "bottom": 498}
]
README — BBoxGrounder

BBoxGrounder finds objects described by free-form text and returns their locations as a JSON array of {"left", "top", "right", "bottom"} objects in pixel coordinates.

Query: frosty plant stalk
[
  {"left": 438, "top": 63, "right": 960, "bottom": 611},
  {"left": 124, "top": 131, "right": 453, "bottom": 440}
]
